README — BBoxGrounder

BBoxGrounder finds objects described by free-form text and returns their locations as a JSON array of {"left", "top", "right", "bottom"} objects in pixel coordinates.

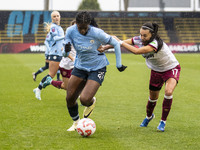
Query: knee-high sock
[
  {"left": 67, "top": 103, "right": 79, "bottom": 121},
  {"left": 161, "top": 95, "right": 173, "bottom": 121},
  {"left": 57, "top": 70, "right": 60, "bottom": 80},
  {"left": 38, "top": 74, "right": 50, "bottom": 90},
  {"left": 146, "top": 98, "right": 157, "bottom": 118},
  {"left": 35, "top": 62, "right": 49, "bottom": 76}
]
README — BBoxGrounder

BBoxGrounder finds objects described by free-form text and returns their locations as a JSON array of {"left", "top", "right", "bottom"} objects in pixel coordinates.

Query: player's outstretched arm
[
  {"left": 109, "top": 37, "right": 127, "bottom": 72},
  {"left": 120, "top": 41, "right": 154, "bottom": 54}
]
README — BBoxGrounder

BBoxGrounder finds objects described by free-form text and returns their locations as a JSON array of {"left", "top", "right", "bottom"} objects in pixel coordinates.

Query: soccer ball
[{"left": 76, "top": 118, "right": 96, "bottom": 137}]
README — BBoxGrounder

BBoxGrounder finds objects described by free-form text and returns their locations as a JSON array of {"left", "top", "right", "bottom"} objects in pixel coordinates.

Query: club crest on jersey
[
  {"left": 63, "top": 71, "right": 67, "bottom": 76},
  {"left": 52, "top": 27, "right": 55, "bottom": 32},
  {"left": 90, "top": 40, "right": 94, "bottom": 44}
]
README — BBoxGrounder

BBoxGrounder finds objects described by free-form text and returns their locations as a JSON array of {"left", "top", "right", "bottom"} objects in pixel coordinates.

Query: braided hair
[
  {"left": 76, "top": 11, "right": 91, "bottom": 25},
  {"left": 141, "top": 22, "right": 163, "bottom": 52},
  {"left": 90, "top": 17, "right": 99, "bottom": 28},
  {"left": 76, "top": 11, "right": 99, "bottom": 27}
]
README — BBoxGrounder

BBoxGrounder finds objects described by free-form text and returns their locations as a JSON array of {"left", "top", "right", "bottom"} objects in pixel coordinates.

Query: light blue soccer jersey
[
  {"left": 49, "top": 23, "right": 64, "bottom": 56},
  {"left": 44, "top": 32, "right": 52, "bottom": 56},
  {"left": 65, "top": 25, "right": 122, "bottom": 72}
]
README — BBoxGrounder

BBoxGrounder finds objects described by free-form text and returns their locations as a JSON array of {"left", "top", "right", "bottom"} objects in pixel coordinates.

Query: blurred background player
[
  {"left": 33, "top": 11, "right": 65, "bottom": 100},
  {"left": 32, "top": 22, "right": 61, "bottom": 82},
  {"left": 63, "top": 11, "right": 127, "bottom": 131},
  {"left": 113, "top": 22, "right": 181, "bottom": 132},
  {"left": 43, "top": 20, "right": 76, "bottom": 90}
]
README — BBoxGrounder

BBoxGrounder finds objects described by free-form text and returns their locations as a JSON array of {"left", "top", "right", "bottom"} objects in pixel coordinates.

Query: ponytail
[
  {"left": 44, "top": 22, "right": 52, "bottom": 33},
  {"left": 90, "top": 17, "right": 99, "bottom": 28}
]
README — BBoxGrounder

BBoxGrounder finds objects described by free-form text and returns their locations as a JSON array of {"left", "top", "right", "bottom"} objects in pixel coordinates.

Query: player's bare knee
[
  {"left": 80, "top": 96, "right": 92, "bottom": 106},
  {"left": 80, "top": 97, "right": 88, "bottom": 106},
  {"left": 165, "top": 89, "right": 173, "bottom": 96}
]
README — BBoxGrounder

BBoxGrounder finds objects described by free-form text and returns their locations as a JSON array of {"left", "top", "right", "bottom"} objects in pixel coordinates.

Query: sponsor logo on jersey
[
  {"left": 77, "top": 45, "right": 92, "bottom": 51},
  {"left": 142, "top": 53, "right": 154, "bottom": 59}
]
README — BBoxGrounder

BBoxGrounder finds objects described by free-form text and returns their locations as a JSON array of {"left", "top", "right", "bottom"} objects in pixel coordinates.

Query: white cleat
[
  {"left": 67, "top": 119, "right": 80, "bottom": 131},
  {"left": 33, "top": 88, "right": 41, "bottom": 100}
]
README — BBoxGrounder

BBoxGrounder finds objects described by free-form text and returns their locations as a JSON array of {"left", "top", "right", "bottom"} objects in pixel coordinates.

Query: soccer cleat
[
  {"left": 67, "top": 119, "right": 80, "bottom": 131},
  {"left": 157, "top": 120, "right": 166, "bottom": 132},
  {"left": 32, "top": 72, "right": 36, "bottom": 81},
  {"left": 33, "top": 88, "right": 41, "bottom": 100},
  {"left": 83, "top": 97, "right": 96, "bottom": 118},
  {"left": 43, "top": 76, "right": 52, "bottom": 88},
  {"left": 140, "top": 113, "right": 155, "bottom": 127}
]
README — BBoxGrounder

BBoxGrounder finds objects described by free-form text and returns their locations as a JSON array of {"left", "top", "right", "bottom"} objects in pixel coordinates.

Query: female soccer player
[
  {"left": 42, "top": 20, "right": 76, "bottom": 90},
  {"left": 113, "top": 22, "right": 181, "bottom": 132},
  {"left": 64, "top": 11, "right": 127, "bottom": 131},
  {"left": 32, "top": 23, "right": 61, "bottom": 82},
  {"left": 33, "top": 11, "right": 65, "bottom": 100}
]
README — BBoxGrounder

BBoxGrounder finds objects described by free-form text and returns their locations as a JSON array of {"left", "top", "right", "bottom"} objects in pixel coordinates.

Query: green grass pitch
[{"left": 0, "top": 53, "right": 200, "bottom": 150}]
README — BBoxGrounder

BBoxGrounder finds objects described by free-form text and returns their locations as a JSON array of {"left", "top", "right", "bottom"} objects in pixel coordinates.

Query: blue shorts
[
  {"left": 48, "top": 55, "right": 62, "bottom": 62},
  {"left": 45, "top": 54, "right": 49, "bottom": 60},
  {"left": 72, "top": 67, "right": 107, "bottom": 85}
]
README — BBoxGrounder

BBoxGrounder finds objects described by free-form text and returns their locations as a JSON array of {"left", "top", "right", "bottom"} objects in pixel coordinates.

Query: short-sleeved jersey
[
  {"left": 49, "top": 23, "right": 64, "bottom": 56},
  {"left": 132, "top": 36, "right": 179, "bottom": 72},
  {"left": 65, "top": 25, "right": 110, "bottom": 72},
  {"left": 59, "top": 46, "right": 76, "bottom": 70}
]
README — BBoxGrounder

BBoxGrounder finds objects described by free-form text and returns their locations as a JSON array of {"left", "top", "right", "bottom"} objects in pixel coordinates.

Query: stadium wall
[{"left": 0, "top": 11, "right": 200, "bottom": 53}]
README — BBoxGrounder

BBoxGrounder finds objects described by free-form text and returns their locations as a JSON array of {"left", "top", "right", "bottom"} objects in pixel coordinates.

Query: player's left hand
[
  {"left": 117, "top": 65, "right": 127, "bottom": 72},
  {"left": 65, "top": 42, "right": 71, "bottom": 53}
]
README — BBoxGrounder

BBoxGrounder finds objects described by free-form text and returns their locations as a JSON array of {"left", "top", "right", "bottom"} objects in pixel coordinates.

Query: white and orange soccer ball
[{"left": 76, "top": 118, "right": 96, "bottom": 137}]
